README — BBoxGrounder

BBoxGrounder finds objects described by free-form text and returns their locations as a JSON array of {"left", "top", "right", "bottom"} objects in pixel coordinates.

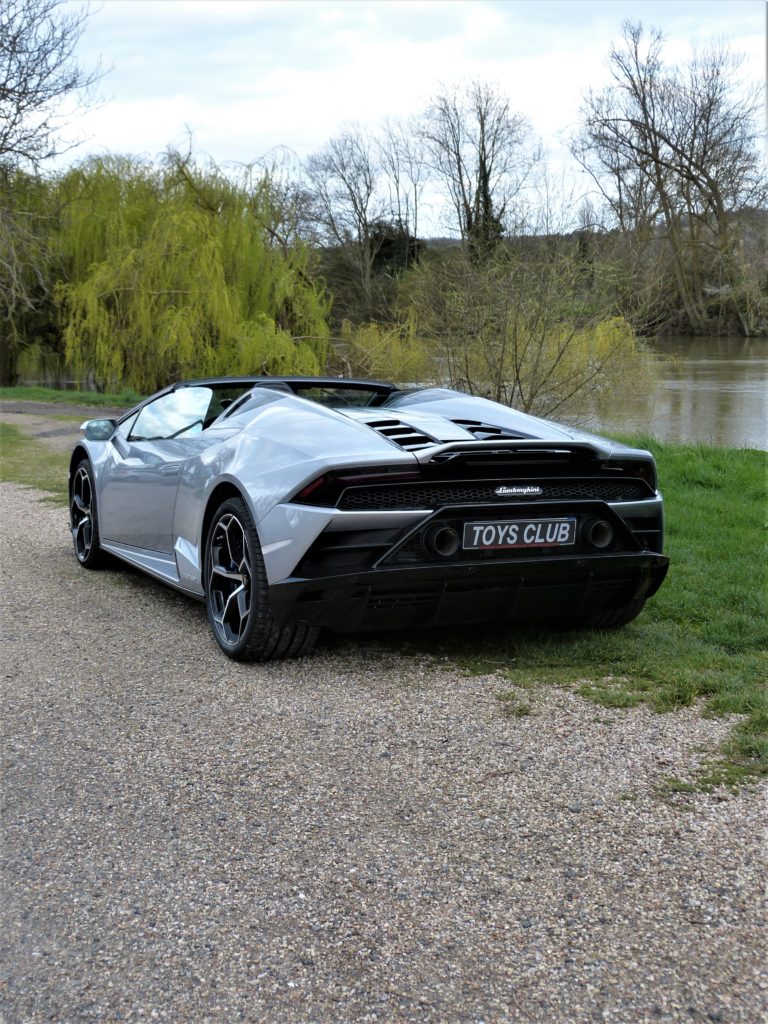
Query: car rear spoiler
[{"left": 420, "top": 439, "right": 614, "bottom": 464}]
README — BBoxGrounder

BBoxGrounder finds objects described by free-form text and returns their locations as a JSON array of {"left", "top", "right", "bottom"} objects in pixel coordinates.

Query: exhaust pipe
[
  {"left": 583, "top": 518, "right": 614, "bottom": 550},
  {"left": 425, "top": 525, "right": 461, "bottom": 558}
]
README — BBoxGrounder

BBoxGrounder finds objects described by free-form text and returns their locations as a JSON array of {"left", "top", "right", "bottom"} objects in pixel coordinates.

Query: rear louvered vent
[
  {"left": 452, "top": 419, "right": 528, "bottom": 440},
  {"left": 366, "top": 418, "right": 435, "bottom": 451}
]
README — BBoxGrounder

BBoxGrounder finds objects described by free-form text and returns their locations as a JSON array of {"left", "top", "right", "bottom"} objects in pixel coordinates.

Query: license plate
[{"left": 463, "top": 518, "right": 576, "bottom": 550}]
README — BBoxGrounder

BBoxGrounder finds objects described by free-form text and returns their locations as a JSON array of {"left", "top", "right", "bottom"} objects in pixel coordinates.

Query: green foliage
[
  {"left": 55, "top": 156, "right": 331, "bottom": 393},
  {"left": 330, "top": 320, "right": 434, "bottom": 383},
  {"left": 404, "top": 241, "right": 653, "bottom": 415}
]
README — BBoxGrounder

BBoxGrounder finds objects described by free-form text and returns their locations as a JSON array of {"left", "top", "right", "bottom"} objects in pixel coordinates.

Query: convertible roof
[{"left": 174, "top": 375, "right": 398, "bottom": 394}]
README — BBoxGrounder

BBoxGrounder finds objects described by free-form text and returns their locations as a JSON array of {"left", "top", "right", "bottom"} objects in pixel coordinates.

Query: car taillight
[
  {"left": 294, "top": 468, "right": 421, "bottom": 506},
  {"left": 607, "top": 458, "right": 658, "bottom": 492},
  {"left": 296, "top": 476, "right": 327, "bottom": 499},
  {"left": 335, "top": 470, "right": 420, "bottom": 484}
]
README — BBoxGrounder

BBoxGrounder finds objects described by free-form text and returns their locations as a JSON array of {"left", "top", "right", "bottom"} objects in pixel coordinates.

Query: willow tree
[{"left": 56, "top": 156, "right": 330, "bottom": 392}]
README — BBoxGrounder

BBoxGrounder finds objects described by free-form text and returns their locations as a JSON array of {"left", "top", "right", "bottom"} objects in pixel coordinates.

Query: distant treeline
[{"left": 1, "top": 18, "right": 765, "bottom": 409}]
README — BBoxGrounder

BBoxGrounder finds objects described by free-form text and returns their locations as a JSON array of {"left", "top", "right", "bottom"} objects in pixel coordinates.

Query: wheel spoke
[
  {"left": 208, "top": 512, "right": 252, "bottom": 647},
  {"left": 209, "top": 564, "right": 243, "bottom": 582},
  {"left": 236, "top": 587, "right": 249, "bottom": 621}
]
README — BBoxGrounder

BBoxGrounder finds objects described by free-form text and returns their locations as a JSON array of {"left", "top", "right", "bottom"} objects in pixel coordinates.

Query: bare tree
[
  {"left": 378, "top": 116, "right": 426, "bottom": 246},
  {"left": 304, "top": 125, "right": 387, "bottom": 320},
  {"left": 0, "top": 0, "right": 101, "bottom": 168},
  {"left": 0, "top": 0, "right": 101, "bottom": 383},
  {"left": 573, "top": 22, "right": 767, "bottom": 333},
  {"left": 418, "top": 80, "right": 537, "bottom": 255}
]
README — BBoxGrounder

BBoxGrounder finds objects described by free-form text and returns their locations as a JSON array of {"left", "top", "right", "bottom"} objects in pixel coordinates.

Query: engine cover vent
[
  {"left": 451, "top": 419, "right": 530, "bottom": 441},
  {"left": 366, "top": 418, "right": 436, "bottom": 451}
]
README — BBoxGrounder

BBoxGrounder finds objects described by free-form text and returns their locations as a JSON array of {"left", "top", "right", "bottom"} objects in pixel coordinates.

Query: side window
[{"left": 129, "top": 388, "right": 213, "bottom": 441}]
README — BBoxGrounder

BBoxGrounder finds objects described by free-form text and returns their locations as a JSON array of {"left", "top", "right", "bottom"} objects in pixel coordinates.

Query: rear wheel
[
  {"left": 70, "top": 460, "right": 105, "bottom": 569},
  {"left": 204, "top": 497, "right": 318, "bottom": 660}
]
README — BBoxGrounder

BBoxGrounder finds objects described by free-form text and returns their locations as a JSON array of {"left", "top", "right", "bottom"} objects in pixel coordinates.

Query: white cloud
[{"left": 59, "top": 0, "right": 765, "bottom": 175}]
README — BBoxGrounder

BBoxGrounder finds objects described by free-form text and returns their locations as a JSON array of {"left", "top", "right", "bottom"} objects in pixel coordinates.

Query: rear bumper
[{"left": 268, "top": 551, "right": 669, "bottom": 632}]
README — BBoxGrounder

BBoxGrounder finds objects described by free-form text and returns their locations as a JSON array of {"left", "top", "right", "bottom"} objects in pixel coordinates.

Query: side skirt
[{"left": 99, "top": 540, "right": 204, "bottom": 600}]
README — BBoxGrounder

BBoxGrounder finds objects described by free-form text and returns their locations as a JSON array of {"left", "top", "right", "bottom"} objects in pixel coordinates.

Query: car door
[{"left": 99, "top": 387, "right": 215, "bottom": 553}]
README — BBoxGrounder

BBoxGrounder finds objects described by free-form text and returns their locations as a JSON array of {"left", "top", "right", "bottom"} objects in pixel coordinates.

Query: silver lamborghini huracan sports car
[{"left": 69, "top": 376, "right": 669, "bottom": 660}]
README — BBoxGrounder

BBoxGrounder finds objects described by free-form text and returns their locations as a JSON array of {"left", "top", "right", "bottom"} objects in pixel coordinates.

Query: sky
[{"left": 59, "top": 0, "right": 766, "bottom": 229}]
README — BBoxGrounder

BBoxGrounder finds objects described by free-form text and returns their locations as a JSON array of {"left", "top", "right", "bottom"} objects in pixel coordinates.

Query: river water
[
  {"left": 566, "top": 336, "right": 768, "bottom": 451},
  {"left": 18, "top": 335, "right": 768, "bottom": 450}
]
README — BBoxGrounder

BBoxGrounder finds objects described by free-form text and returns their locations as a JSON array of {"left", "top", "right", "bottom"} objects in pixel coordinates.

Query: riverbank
[{"left": 5, "top": 335, "right": 768, "bottom": 449}]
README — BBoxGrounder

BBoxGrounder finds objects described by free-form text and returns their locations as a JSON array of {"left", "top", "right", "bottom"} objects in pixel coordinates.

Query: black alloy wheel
[
  {"left": 70, "top": 461, "right": 105, "bottom": 569},
  {"left": 204, "top": 497, "right": 318, "bottom": 660}
]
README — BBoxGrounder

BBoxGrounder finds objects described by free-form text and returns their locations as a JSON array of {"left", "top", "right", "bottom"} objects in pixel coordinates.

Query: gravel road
[{"left": 1, "top": 475, "right": 766, "bottom": 1024}]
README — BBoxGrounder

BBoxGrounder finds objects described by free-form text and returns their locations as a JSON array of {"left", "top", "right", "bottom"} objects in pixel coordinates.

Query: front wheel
[
  {"left": 204, "top": 497, "right": 318, "bottom": 661},
  {"left": 70, "top": 460, "right": 105, "bottom": 569}
]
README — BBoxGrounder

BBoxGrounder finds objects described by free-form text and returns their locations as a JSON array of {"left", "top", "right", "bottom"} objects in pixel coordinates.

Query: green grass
[
  {"left": 0, "top": 421, "right": 71, "bottom": 501},
  {"left": 1, "top": 417, "right": 766, "bottom": 787},
  {"left": 0, "top": 384, "right": 141, "bottom": 408}
]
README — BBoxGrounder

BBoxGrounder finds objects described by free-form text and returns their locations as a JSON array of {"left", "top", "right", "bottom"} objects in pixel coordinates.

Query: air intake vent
[
  {"left": 366, "top": 418, "right": 435, "bottom": 451},
  {"left": 451, "top": 419, "right": 529, "bottom": 441}
]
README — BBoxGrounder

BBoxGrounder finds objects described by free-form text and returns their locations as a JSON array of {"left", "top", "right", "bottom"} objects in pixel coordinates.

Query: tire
[
  {"left": 204, "top": 497, "right": 318, "bottom": 661},
  {"left": 70, "top": 460, "right": 106, "bottom": 569}
]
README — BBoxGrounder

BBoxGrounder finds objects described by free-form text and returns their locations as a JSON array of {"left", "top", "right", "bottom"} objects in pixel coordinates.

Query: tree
[
  {"left": 405, "top": 240, "right": 650, "bottom": 416},
  {"left": 304, "top": 126, "right": 387, "bottom": 321},
  {"left": 573, "top": 22, "right": 767, "bottom": 334},
  {"left": 57, "top": 156, "right": 331, "bottom": 393},
  {"left": 0, "top": 166, "right": 55, "bottom": 384},
  {"left": 378, "top": 116, "right": 427, "bottom": 251},
  {"left": 418, "top": 80, "right": 537, "bottom": 256},
  {"left": 0, "top": 0, "right": 101, "bottom": 383},
  {"left": 0, "top": 0, "right": 100, "bottom": 169}
]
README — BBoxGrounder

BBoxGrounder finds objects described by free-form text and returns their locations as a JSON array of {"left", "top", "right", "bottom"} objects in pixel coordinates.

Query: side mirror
[{"left": 81, "top": 418, "right": 117, "bottom": 441}]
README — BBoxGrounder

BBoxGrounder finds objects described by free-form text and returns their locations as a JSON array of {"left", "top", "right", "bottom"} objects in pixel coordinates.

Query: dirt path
[
  {"left": 0, "top": 464, "right": 765, "bottom": 1022},
  {"left": 0, "top": 400, "right": 126, "bottom": 455}
]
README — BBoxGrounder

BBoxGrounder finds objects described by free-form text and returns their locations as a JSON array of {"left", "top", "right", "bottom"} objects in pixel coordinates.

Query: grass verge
[
  {"left": 0, "top": 421, "right": 71, "bottom": 501},
  {"left": 0, "top": 384, "right": 141, "bottom": 408}
]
